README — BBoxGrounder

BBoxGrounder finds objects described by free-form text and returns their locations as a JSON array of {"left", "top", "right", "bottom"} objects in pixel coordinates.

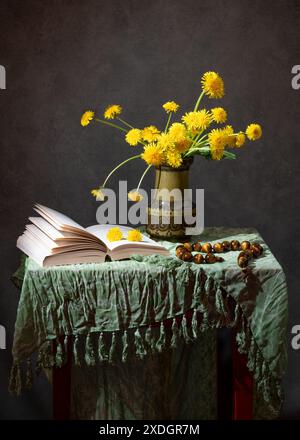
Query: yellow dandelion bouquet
[{"left": 82, "top": 71, "right": 262, "bottom": 202}]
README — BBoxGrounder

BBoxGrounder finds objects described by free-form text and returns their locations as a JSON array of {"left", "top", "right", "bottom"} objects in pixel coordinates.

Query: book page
[
  {"left": 34, "top": 204, "right": 84, "bottom": 231},
  {"left": 86, "top": 224, "right": 167, "bottom": 251},
  {"left": 44, "top": 252, "right": 106, "bottom": 267},
  {"left": 17, "top": 234, "right": 50, "bottom": 266},
  {"left": 30, "top": 217, "right": 97, "bottom": 244},
  {"left": 51, "top": 242, "right": 105, "bottom": 254},
  {"left": 17, "top": 234, "right": 106, "bottom": 267},
  {"left": 33, "top": 205, "right": 106, "bottom": 245},
  {"left": 29, "top": 217, "right": 70, "bottom": 240},
  {"left": 25, "top": 224, "right": 58, "bottom": 249}
]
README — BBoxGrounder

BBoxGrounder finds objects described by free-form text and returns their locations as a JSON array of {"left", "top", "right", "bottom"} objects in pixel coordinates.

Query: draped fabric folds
[{"left": 9, "top": 228, "right": 288, "bottom": 419}]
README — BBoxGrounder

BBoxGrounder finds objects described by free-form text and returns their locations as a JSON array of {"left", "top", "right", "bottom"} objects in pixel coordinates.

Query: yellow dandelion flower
[
  {"left": 208, "top": 129, "right": 227, "bottom": 149},
  {"left": 201, "top": 71, "right": 225, "bottom": 99},
  {"left": 91, "top": 188, "right": 105, "bottom": 201},
  {"left": 128, "top": 190, "right": 143, "bottom": 202},
  {"left": 190, "top": 128, "right": 200, "bottom": 137},
  {"left": 127, "top": 229, "right": 142, "bottom": 242},
  {"left": 223, "top": 125, "right": 234, "bottom": 135},
  {"left": 163, "top": 101, "right": 179, "bottom": 113},
  {"left": 106, "top": 227, "right": 123, "bottom": 242},
  {"left": 125, "top": 128, "right": 142, "bottom": 146},
  {"left": 157, "top": 132, "right": 175, "bottom": 152},
  {"left": 168, "top": 123, "right": 187, "bottom": 143},
  {"left": 141, "top": 125, "right": 160, "bottom": 142},
  {"left": 208, "top": 128, "right": 226, "bottom": 160},
  {"left": 175, "top": 139, "right": 191, "bottom": 153},
  {"left": 235, "top": 132, "right": 246, "bottom": 148},
  {"left": 246, "top": 124, "right": 262, "bottom": 141},
  {"left": 104, "top": 104, "right": 122, "bottom": 119},
  {"left": 223, "top": 125, "right": 236, "bottom": 147},
  {"left": 182, "top": 110, "right": 211, "bottom": 131},
  {"left": 211, "top": 146, "right": 224, "bottom": 160},
  {"left": 141, "top": 143, "right": 165, "bottom": 167},
  {"left": 211, "top": 107, "right": 227, "bottom": 124},
  {"left": 81, "top": 110, "right": 94, "bottom": 127},
  {"left": 166, "top": 150, "right": 183, "bottom": 168}
]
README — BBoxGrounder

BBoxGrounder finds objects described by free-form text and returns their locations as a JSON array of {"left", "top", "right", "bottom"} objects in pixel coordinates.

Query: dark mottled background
[{"left": 0, "top": 0, "right": 299, "bottom": 419}]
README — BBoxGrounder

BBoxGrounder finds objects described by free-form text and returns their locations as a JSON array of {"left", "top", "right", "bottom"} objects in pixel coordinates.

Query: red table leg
[
  {"left": 232, "top": 330, "right": 253, "bottom": 420},
  {"left": 53, "top": 337, "right": 72, "bottom": 420}
]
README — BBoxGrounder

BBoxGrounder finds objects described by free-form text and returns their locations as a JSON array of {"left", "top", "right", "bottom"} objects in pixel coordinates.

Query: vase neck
[{"left": 154, "top": 167, "right": 190, "bottom": 192}]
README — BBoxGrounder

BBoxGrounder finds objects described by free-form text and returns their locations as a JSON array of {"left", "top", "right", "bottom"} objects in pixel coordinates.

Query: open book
[{"left": 16, "top": 204, "right": 170, "bottom": 267}]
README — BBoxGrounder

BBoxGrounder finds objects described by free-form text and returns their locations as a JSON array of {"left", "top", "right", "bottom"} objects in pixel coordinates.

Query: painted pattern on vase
[{"left": 146, "top": 158, "right": 196, "bottom": 240}]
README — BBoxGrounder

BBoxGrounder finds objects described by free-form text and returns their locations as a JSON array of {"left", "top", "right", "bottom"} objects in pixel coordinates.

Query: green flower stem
[
  {"left": 138, "top": 139, "right": 147, "bottom": 147},
  {"left": 185, "top": 138, "right": 208, "bottom": 156},
  {"left": 192, "top": 132, "right": 201, "bottom": 143},
  {"left": 117, "top": 117, "right": 134, "bottom": 129},
  {"left": 185, "top": 147, "right": 236, "bottom": 160},
  {"left": 190, "top": 132, "right": 207, "bottom": 149},
  {"left": 193, "top": 90, "right": 205, "bottom": 112},
  {"left": 195, "top": 133, "right": 208, "bottom": 144},
  {"left": 103, "top": 154, "right": 141, "bottom": 187},
  {"left": 164, "top": 113, "right": 172, "bottom": 133},
  {"left": 95, "top": 118, "right": 128, "bottom": 133},
  {"left": 194, "top": 140, "right": 209, "bottom": 150},
  {"left": 184, "top": 145, "right": 209, "bottom": 157},
  {"left": 223, "top": 150, "right": 236, "bottom": 159},
  {"left": 136, "top": 164, "right": 152, "bottom": 191},
  {"left": 190, "top": 132, "right": 201, "bottom": 145}
]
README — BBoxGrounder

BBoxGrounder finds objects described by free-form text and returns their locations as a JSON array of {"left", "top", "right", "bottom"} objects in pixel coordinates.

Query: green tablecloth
[
  {"left": 10, "top": 227, "right": 288, "bottom": 419},
  {"left": 71, "top": 330, "right": 217, "bottom": 419}
]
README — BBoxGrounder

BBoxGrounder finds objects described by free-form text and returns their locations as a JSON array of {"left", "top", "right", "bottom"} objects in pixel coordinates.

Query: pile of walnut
[{"left": 176, "top": 240, "right": 263, "bottom": 268}]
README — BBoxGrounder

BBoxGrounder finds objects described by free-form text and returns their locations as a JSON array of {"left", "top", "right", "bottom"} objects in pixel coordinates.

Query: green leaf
[
  {"left": 223, "top": 150, "right": 236, "bottom": 160},
  {"left": 184, "top": 146, "right": 210, "bottom": 158}
]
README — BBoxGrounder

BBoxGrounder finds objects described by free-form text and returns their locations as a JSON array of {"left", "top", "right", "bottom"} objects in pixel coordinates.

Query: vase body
[{"left": 146, "top": 158, "right": 196, "bottom": 240}]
